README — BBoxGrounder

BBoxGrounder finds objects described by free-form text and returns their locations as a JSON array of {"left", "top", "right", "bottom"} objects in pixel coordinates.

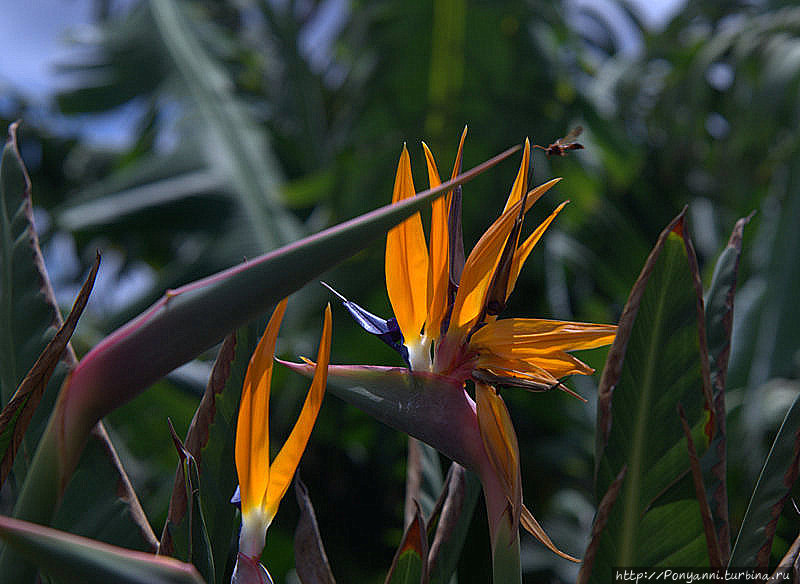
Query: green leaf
[
  {"left": 729, "top": 394, "right": 800, "bottom": 568},
  {"left": 589, "top": 211, "right": 714, "bottom": 582},
  {"left": 702, "top": 214, "right": 751, "bottom": 565},
  {"left": 385, "top": 503, "right": 428, "bottom": 584},
  {"left": 0, "top": 514, "right": 205, "bottom": 584},
  {"left": 294, "top": 477, "right": 336, "bottom": 584}
]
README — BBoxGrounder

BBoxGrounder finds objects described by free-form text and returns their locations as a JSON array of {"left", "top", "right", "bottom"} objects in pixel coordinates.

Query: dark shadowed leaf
[
  {"left": 0, "top": 514, "right": 205, "bottom": 584},
  {"left": 427, "top": 464, "right": 481, "bottom": 584},
  {"left": 702, "top": 213, "right": 752, "bottom": 565},
  {"left": 294, "top": 477, "right": 336, "bottom": 584},
  {"left": 404, "top": 438, "right": 444, "bottom": 526},
  {"left": 730, "top": 395, "right": 800, "bottom": 568},
  {"left": 162, "top": 419, "right": 215, "bottom": 584}
]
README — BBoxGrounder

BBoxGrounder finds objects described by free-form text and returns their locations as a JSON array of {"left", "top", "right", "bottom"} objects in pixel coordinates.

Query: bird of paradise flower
[
  {"left": 232, "top": 299, "right": 331, "bottom": 584},
  {"left": 287, "top": 128, "right": 616, "bottom": 576}
]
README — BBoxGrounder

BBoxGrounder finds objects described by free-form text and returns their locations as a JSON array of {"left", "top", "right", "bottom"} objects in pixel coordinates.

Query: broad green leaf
[
  {"left": 0, "top": 514, "right": 205, "bottom": 584},
  {"left": 589, "top": 212, "right": 713, "bottom": 582},
  {"left": 294, "top": 477, "right": 336, "bottom": 584},
  {"left": 729, "top": 394, "right": 800, "bottom": 568},
  {"left": 702, "top": 214, "right": 751, "bottom": 564},
  {"left": 161, "top": 326, "right": 259, "bottom": 584},
  {"left": 385, "top": 504, "right": 428, "bottom": 584}
]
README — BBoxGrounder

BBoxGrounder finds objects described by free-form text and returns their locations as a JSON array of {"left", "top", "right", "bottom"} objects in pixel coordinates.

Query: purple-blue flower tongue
[{"left": 321, "top": 282, "right": 410, "bottom": 366}]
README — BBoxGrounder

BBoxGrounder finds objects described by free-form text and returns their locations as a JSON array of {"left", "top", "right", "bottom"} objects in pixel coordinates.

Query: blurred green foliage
[{"left": 3, "top": 0, "right": 800, "bottom": 581}]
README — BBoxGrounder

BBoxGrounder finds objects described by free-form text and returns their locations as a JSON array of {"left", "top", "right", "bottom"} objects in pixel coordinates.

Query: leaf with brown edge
[
  {"left": 702, "top": 213, "right": 753, "bottom": 565},
  {"left": 577, "top": 465, "right": 626, "bottom": 584},
  {"left": 0, "top": 252, "right": 99, "bottom": 489},
  {"left": 385, "top": 502, "right": 428, "bottom": 584},
  {"left": 730, "top": 394, "right": 800, "bottom": 568},
  {"left": 294, "top": 476, "right": 336, "bottom": 584},
  {"left": 677, "top": 404, "right": 722, "bottom": 568},
  {"left": 592, "top": 209, "right": 714, "bottom": 581}
]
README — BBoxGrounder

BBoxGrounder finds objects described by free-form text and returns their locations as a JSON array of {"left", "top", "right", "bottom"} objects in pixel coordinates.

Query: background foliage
[{"left": 3, "top": 0, "right": 800, "bottom": 581}]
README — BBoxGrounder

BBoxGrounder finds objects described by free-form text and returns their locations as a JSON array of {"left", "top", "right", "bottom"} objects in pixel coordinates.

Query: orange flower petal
[
  {"left": 265, "top": 304, "right": 332, "bottom": 516},
  {"left": 521, "top": 504, "right": 580, "bottom": 562},
  {"left": 448, "top": 178, "right": 561, "bottom": 337},
  {"left": 235, "top": 298, "right": 288, "bottom": 515},
  {"left": 475, "top": 382, "right": 522, "bottom": 527},
  {"left": 423, "top": 127, "right": 467, "bottom": 341},
  {"left": 502, "top": 138, "right": 530, "bottom": 213},
  {"left": 507, "top": 200, "right": 569, "bottom": 298},
  {"left": 470, "top": 318, "right": 617, "bottom": 356},
  {"left": 386, "top": 145, "right": 429, "bottom": 344}
]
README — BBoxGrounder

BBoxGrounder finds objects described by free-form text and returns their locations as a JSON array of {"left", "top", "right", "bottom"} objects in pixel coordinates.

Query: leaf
[
  {"left": 160, "top": 327, "right": 259, "bottom": 584},
  {"left": 427, "top": 464, "right": 481, "bottom": 584},
  {"left": 405, "top": 438, "right": 444, "bottom": 526},
  {"left": 278, "top": 362, "right": 486, "bottom": 477},
  {"left": 0, "top": 514, "right": 205, "bottom": 584},
  {"left": 0, "top": 253, "right": 99, "bottom": 488},
  {"left": 677, "top": 404, "right": 722, "bottom": 567},
  {"left": 590, "top": 211, "right": 714, "bottom": 582},
  {"left": 729, "top": 394, "right": 800, "bottom": 568},
  {"left": 294, "top": 477, "right": 336, "bottom": 584},
  {"left": 162, "top": 419, "right": 215, "bottom": 584},
  {"left": 702, "top": 213, "right": 752, "bottom": 565},
  {"left": 385, "top": 503, "right": 428, "bottom": 584}
]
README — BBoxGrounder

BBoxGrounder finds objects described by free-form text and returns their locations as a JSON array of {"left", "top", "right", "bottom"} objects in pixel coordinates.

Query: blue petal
[{"left": 321, "top": 282, "right": 410, "bottom": 366}]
